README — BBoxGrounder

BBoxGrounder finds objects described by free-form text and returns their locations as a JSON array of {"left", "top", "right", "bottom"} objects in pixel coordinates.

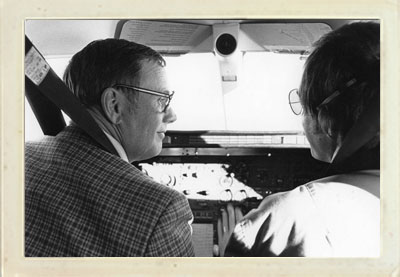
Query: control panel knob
[
  {"left": 160, "top": 174, "right": 175, "bottom": 187},
  {"left": 219, "top": 175, "right": 233, "bottom": 187},
  {"left": 233, "top": 189, "right": 248, "bottom": 201},
  {"left": 219, "top": 189, "right": 233, "bottom": 201}
]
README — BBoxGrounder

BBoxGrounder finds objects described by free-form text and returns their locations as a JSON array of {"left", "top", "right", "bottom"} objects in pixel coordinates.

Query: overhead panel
[
  {"left": 116, "top": 20, "right": 213, "bottom": 54},
  {"left": 240, "top": 23, "right": 332, "bottom": 52},
  {"left": 117, "top": 20, "right": 332, "bottom": 54}
]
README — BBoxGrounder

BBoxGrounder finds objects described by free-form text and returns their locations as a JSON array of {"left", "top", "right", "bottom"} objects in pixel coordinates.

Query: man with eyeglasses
[
  {"left": 25, "top": 39, "right": 194, "bottom": 257},
  {"left": 219, "top": 22, "right": 380, "bottom": 257}
]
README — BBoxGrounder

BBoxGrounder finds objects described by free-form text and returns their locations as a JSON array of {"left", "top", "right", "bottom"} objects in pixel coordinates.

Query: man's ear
[{"left": 101, "top": 88, "right": 123, "bottom": 124}]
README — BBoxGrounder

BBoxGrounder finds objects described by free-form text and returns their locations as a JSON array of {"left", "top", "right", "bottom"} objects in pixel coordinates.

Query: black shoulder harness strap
[{"left": 25, "top": 35, "right": 118, "bottom": 156}]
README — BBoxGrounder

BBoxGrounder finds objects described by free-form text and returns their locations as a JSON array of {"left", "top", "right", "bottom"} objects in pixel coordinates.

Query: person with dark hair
[
  {"left": 219, "top": 21, "right": 380, "bottom": 257},
  {"left": 25, "top": 39, "right": 194, "bottom": 256}
]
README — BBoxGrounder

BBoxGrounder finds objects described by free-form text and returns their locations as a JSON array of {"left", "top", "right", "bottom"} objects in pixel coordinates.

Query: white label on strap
[{"left": 25, "top": 47, "right": 50, "bottom": 86}]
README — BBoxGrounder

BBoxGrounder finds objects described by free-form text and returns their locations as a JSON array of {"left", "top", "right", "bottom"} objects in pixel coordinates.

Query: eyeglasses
[
  {"left": 113, "top": 84, "right": 175, "bottom": 113},
  {"left": 289, "top": 88, "right": 302, "bottom": 115},
  {"left": 289, "top": 78, "right": 358, "bottom": 115}
]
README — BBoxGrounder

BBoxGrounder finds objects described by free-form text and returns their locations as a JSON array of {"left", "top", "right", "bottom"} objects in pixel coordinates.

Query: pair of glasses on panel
[
  {"left": 289, "top": 78, "right": 358, "bottom": 115},
  {"left": 113, "top": 84, "right": 175, "bottom": 113}
]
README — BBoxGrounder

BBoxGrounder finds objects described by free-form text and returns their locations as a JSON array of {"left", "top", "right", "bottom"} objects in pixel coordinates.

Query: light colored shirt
[
  {"left": 103, "top": 131, "right": 129, "bottom": 163},
  {"left": 225, "top": 170, "right": 380, "bottom": 257}
]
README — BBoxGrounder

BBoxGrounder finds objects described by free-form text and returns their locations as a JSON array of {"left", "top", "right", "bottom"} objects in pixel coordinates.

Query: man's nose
[{"left": 164, "top": 106, "right": 177, "bottom": 124}]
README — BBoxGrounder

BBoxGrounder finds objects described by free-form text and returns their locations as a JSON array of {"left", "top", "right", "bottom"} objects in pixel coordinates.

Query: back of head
[
  {"left": 63, "top": 38, "right": 165, "bottom": 108},
  {"left": 299, "top": 21, "right": 380, "bottom": 148}
]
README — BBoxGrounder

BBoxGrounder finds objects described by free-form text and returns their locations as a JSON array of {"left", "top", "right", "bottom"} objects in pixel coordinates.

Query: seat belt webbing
[
  {"left": 25, "top": 35, "right": 118, "bottom": 156},
  {"left": 25, "top": 76, "right": 67, "bottom": 136}
]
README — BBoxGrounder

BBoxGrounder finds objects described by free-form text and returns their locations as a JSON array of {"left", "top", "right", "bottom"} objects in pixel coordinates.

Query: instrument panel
[
  {"left": 138, "top": 131, "right": 329, "bottom": 256},
  {"left": 140, "top": 163, "right": 263, "bottom": 202}
]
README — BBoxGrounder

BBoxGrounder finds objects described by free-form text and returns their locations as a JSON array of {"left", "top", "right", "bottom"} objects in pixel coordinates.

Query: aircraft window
[
  {"left": 234, "top": 52, "right": 304, "bottom": 132},
  {"left": 25, "top": 51, "right": 305, "bottom": 141},
  {"left": 165, "top": 53, "right": 226, "bottom": 130},
  {"left": 166, "top": 51, "right": 305, "bottom": 132},
  {"left": 25, "top": 99, "right": 43, "bottom": 141}
]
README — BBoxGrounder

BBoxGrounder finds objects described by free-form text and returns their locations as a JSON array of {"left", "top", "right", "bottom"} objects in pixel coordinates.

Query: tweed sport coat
[{"left": 25, "top": 125, "right": 195, "bottom": 257}]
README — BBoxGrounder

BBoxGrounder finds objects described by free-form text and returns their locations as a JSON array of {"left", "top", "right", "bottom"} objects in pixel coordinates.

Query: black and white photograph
[
  {"left": 24, "top": 18, "right": 380, "bottom": 257},
  {"left": 1, "top": 0, "right": 399, "bottom": 276}
]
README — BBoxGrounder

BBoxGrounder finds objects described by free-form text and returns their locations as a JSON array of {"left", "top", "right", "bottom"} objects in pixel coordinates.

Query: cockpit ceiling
[
  {"left": 25, "top": 20, "right": 120, "bottom": 57},
  {"left": 25, "top": 19, "right": 353, "bottom": 57},
  {"left": 116, "top": 20, "right": 332, "bottom": 54}
]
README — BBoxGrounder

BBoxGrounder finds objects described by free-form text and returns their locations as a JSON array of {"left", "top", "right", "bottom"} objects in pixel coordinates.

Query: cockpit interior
[{"left": 25, "top": 18, "right": 374, "bottom": 257}]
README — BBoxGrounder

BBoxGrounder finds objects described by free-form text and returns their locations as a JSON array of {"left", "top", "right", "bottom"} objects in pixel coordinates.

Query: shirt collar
[{"left": 102, "top": 131, "right": 129, "bottom": 163}]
